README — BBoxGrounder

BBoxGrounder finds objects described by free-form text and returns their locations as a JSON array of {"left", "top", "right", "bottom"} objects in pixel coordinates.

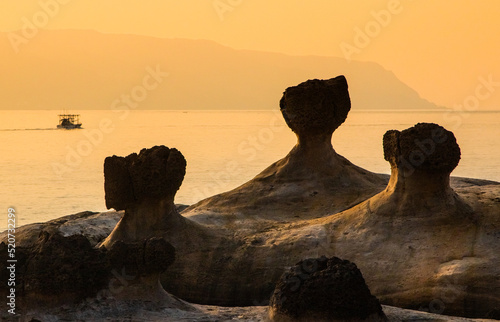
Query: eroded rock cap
[
  {"left": 383, "top": 123, "right": 460, "bottom": 173},
  {"left": 279, "top": 76, "right": 351, "bottom": 137},
  {"left": 104, "top": 145, "right": 186, "bottom": 210}
]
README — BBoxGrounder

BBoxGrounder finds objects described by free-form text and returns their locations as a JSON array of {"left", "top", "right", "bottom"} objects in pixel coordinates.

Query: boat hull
[{"left": 57, "top": 124, "right": 82, "bottom": 129}]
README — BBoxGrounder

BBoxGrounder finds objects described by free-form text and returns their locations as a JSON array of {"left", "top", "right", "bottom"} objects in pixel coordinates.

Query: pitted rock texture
[
  {"left": 383, "top": 123, "right": 461, "bottom": 173},
  {"left": 107, "top": 237, "right": 175, "bottom": 276},
  {"left": 269, "top": 256, "right": 387, "bottom": 322},
  {"left": 0, "top": 230, "right": 179, "bottom": 311},
  {"left": 101, "top": 146, "right": 193, "bottom": 248},
  {"left": 280, "top": 76, "right": 351, "bottom": 138},
  {"left": 0, "top": 231, "right": 109, "bottom": 310},
  {"left": 104, "top": 145, "right": 186, "bottom": 210},
  {"left": 379, "top": 123, "right": 469, "bottom": 211},
  {"left": 102, "top": 236, "right": 185, "bottom": 305}
]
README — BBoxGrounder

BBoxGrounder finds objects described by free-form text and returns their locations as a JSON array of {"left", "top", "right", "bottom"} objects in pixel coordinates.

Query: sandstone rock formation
[
  {"left": 164, "top": 122, "right": 500, "bottom": 318},
  {"left": 0, "top": 228, "right": 189, "bottom": 312},
  {"left": 0, "top": 146, "right": 197, "bottom": 312},
  {"left": 183, "top": 76, "right": 388, "bottom": 226},
  {"left": 3, "top": 80, "right": 499, "bottom": 319},
  {"left": 273, "top": 123, "right": 499, "bottom": 318},
  {"left": 370, "top": 122, "right": 471, "bottom": 220},
  {"left": 0, "top": 231, "right": 109, "bottom": 310},
  {"left": 104, "top": 236, "right": 193, "bottom": 310},
  {"left": 101, "top": 146, "right": 189, "bottom": 247},
  {"left": 99, "top": 145, "right": 236, "bottom": 305},
  {"left": 269, "top": 256, "right": 387, "bottom": 322},
  {"left": 164, "top": 117, "right": 499, "bottom": 319}
]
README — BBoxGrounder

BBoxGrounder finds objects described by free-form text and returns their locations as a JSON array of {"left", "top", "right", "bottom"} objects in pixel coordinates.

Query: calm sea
[{"left": 1, "top": 109, "right": 499, "bottom": 232}]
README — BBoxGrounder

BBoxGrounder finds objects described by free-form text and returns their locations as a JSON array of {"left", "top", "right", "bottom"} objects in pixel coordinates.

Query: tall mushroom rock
[
  {"left": 183, "top": 76, "right": 388, "bottom": 224},
  {"left": 314, "top": 122, "right": 500, "bottom": 318},
  {"left": 162, "top": 77, "right": 389, "bottom": 305},
  {"left": 100, "top": 145, "right": 187, "bottom": 248},
  {"left": 0, "top": 145, "right": 192, "bottom": 311},
  {"left": 98, "top": 145, "right": 198, "bottom": 309},
  {"left": 100, "top": 145, "right": 215, "bottom": 251}
]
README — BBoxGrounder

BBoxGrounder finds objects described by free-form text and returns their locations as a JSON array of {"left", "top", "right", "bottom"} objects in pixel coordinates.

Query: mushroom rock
[
  {"left": 183, "top": 76, "right": 388, "bottom": 226},
  {"left": 374, "top": 122, "right": 470, "bottom": 218},
  {"left": 1, "top": 147, "right": 201, "bottom": 313},
  {"left": 186, "top": 122, "right": 499, "bottom": 316},
  {"left": 301, "top": 123, "right": 500, "bottom": 318},
  {"left": 97, "top": 130, "right": 498, "bottom": 317},
  {"left": 99, "top": 145, "right": 238, "bottom": 305},
  {"left": 268, "top": 256, "right": 387, "bottom": 322},
  {"left": 100, "top": 145, "right": 199, "bottom": 248},
  {"left": 159, "top": 77, "right": 390, "bottom": 305}
]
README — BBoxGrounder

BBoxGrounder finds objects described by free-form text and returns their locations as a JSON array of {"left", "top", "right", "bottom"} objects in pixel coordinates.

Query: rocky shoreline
[
  {"left": 1, "top": 76, "right": 499, "bottom": 321},
  {"left": 2, "top": 205, "right": 498, "bottom": 321}
]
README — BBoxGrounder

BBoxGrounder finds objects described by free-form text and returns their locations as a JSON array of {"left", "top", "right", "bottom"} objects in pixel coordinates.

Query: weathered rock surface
[
  {"left": 3, "top": 179, "right": 496, "bottom": 319},
  {"left": 96, "top": 145, "right": 233, "bottom": 313},
  {"left": 0, "top": 231, "right": 109, "bottom": 311},
  {"left": 183, "top": 76, "right": 389, "bottom": 226},
  {"left": 2, "top": 80, "right": 499, "bottom": 320},
  {"left": 159, "top": 98, "right": 499, "bottom": 320},
  {"left": 250, "top": 123, "right": 500, "bottom": 318},
  {"left": 104, "top": 146, "right": 186, "bottom": 210},
  {"left": 0, "top": 229, "right": 192, "bottom": 315},
  {"left": 0, "top": 162, "right": 190, "bottom": 313},
  {"left": 164, "top": 123, "right": 500, "bottom": 319},
  {"left": 4, "top": 302, "right": 497, "bottom": 321},
  {"left": 101, "top": 145, "right": 190, "bottom": 247},
  {"left": 105, "top": 237, "right": 177, "bottom": 301},
  {"left": 269, "top": 256, "right": 387, "bottom": 322}
]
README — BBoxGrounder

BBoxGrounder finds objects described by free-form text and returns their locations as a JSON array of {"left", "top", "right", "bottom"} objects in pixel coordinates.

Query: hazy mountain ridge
[{"left": 0, "top": 30, "right": 443, "bottom": 110}]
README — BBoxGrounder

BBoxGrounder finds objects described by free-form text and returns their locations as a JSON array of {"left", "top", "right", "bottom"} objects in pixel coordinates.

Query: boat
[{"left": 57, "top": 114, "right": 82, "bottom": 129}]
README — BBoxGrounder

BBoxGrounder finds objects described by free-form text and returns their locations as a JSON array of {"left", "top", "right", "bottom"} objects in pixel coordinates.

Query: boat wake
[{"left": 0, "top": 128, "right": 60, "bottom": 131}]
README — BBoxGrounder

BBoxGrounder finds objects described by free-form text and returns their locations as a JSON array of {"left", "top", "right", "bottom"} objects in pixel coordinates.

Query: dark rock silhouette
[
  {"left": 376, "top": 123, "right": 471, "bottom": 219},
  {"left": 101, "top": 145, "right": 188, "bottom": 247},
  {"left": 0, "top": 232, "right": 109, "bottom": 310},
  {"left": 0, "top": 145, "right": 195, "bottom": 312},
  {"left": 487, "top": 309, "right": 500, "bottom": 320},
  {"left": 269, "top": 256, "right": 387, "bottom": 322},
  {"left": 163, "top": 76, "right": 388, "bottom": 305},
  {"left": 100, "top": 145, "right": 219, "bottom": 307},
  {"left": 280, "top": 77, "right": 350, "bottom": 139},
  {"left": 183, "top": 76, "right": 388, "bottom": 225},
  {"left": 384, "top": 122, "right": 461, "bottom": 174},
  {"left": 164, "top": 93, "right": 499, "bottom": 318},
  {"left": 104, "top": 237, "right": 190, "bottom": 307},
  {"left": 383, "top": 123, "right": 462, "bottom": 205},
  {"left": 107, "top": 237, "right": 175, "bottom": 280},
  {"left": 0, "top": 230, "right": 188, "bottom": 312},
  {"left": 105, "top": 146, "right": 186, "bottom": 209}
]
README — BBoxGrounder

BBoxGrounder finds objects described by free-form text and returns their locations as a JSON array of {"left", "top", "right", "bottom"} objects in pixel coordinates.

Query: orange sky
[{"left": 1, "top": 0, "right": 500, "bottom": 110}]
